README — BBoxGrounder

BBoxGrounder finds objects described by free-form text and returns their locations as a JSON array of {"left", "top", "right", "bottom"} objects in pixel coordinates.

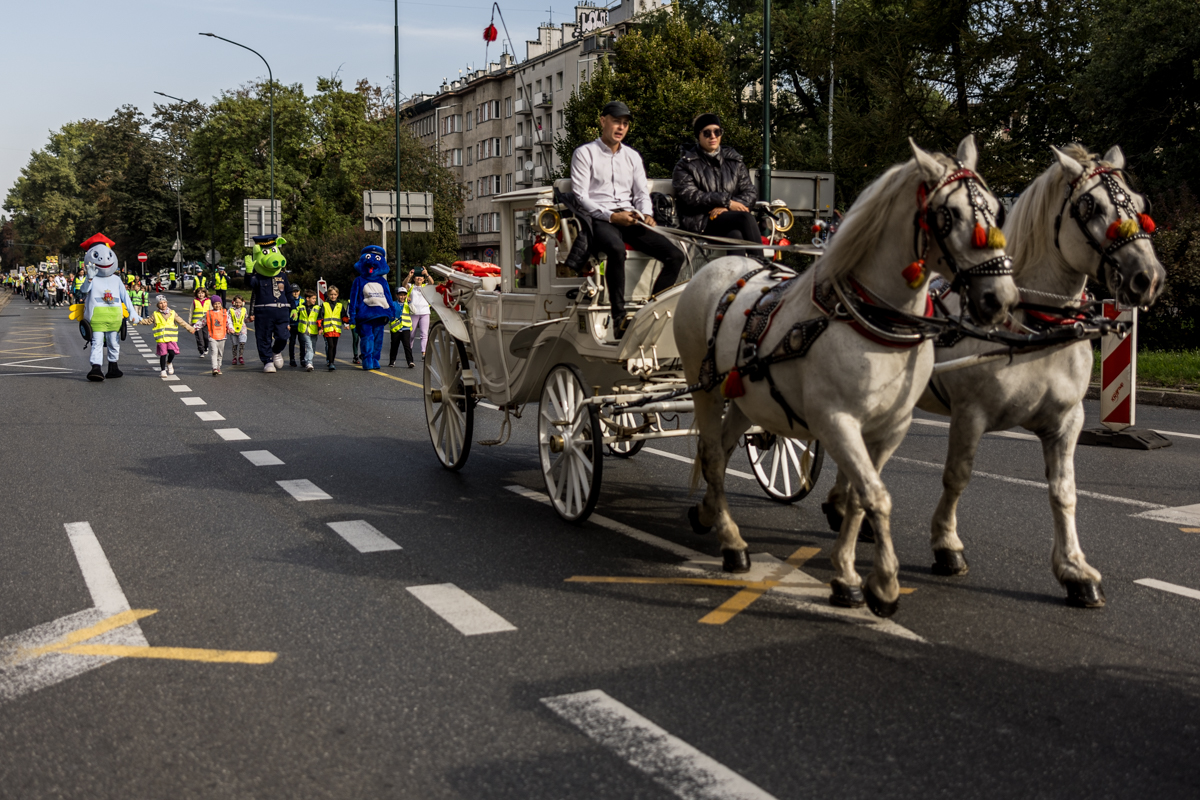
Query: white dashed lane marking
[
  {"left": 643, "top": 447, "right": 754, "bottom": 482},
  {"left": 326, "top": 520, "right": 401, "bottom": 553},
  {"left": 542, "top": 689, "right": 777, "bottom": 800},
  {"left": 241, "top": 450, "right": 284, "bottom": 467},
  {"left": 169, "top": 385, "right": 192, "bottom": 393},
  {"left": 276, "top": 479, "right": 331, "bottom": 501},
  {"left": 214, "top": 428, "right": 250, "bottom": 441},
  {"left": 180, "top": 397, "right": 206, "bottom": 406},
  {"left": 1134, "top": 503, "right": 1200, "bottom": 527},
  {"left": 162, "top": 375, "right": 179, "bottom": 381},
  {"left": 1135, "top": 578, "right": 1200, "bottom": 602},
  {"left": 195, "top": 411, "right": 225, "bottom": 421},
  {"left": 406, "top": 584, "right": 515, "bottom": 635}
]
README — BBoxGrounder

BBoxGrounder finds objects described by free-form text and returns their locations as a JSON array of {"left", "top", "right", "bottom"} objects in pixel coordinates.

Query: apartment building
[{"left": 402, "top": 0, "right": 670, "bottom": 263}]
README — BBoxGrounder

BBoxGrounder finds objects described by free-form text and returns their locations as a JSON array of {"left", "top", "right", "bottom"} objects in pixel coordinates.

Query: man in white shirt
[{"left": 570, "top": 101, "right": 686, "bottom": 337}]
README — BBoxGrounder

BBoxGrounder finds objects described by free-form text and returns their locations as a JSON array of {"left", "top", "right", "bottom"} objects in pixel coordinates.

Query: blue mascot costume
[{"left": 348, "top": 245, "right": 396, "bottom": 371}]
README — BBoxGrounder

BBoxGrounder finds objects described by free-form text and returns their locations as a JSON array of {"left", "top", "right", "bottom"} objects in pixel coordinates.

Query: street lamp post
[
  {"left": 761, "top": 0, "right": 771, "bottom": 202},
  {"left": 154, "top": 91, "right": 200, "bottom": 279},
  {"left": 394, "top": 0, "right": 402, "bottom": 276},
  {"left": 199, "top": 33, "right": 276, "bottom": 235}
]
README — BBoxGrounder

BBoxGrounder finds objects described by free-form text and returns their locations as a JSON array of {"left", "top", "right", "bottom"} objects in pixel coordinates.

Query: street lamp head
[{"left": 199, "top": 32, "right": 215, "bottom": 37}]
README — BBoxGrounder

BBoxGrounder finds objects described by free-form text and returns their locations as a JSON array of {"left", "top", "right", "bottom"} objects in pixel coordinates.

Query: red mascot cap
[{"left": 80, "top": 233, "right": 116, "bottom": 249}]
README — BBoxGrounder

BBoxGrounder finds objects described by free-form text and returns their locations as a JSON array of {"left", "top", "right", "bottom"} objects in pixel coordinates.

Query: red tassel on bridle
[
  {"left": 721, "top": 368, "right": 745, "bottom": 399},
  {"left": 1138, "top": 213, "right": 1156, "bottom": 234}
]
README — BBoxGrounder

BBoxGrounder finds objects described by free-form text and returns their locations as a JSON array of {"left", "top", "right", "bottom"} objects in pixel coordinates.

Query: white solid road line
[
  {"left": 406, "top": 583, "right": 516, "bottom": 635},
  {"left": 890, "top": 456, "right": 1165, "bottom": 509},
  {"left": 542, "top": 689, "right": 777, "bottom": 800},
  {"left": 170, "top": 385, "right": 192, "bottom": 393},
  {"left": 64, "top": 521, "right": 131, "bottom": 613},
  {"left": 241, "top": 450, "right": 284, "bottom": 467},
  {"left": 506, "top": 485, "right": 705, "bottom": 560},
  {"left": 326, "top": 520, "right": 402, "bottom": 553},
  {"left": 195, "top": 411, "right": 225, "bottom": 421},
  {"left": 181, "top": 397, "right": 206, "bottom": 406},
  {"left": 276, "top": 479, "right": 332, "bottom": 501},
  {"left": 1134, "top": 503, "right": 1200, "bottom": 526},
  {"left": 214, "top": 428, "right": 250, "bottom": 441},
  {"left": 643, "top": 447, "right": 755, "bottom": 482},
  {"left": 913, "top": 416, "right": 1200, "bottom": 442},
  {"left": 1134, "top": 578, "right": 1200, "bottom": 602}
]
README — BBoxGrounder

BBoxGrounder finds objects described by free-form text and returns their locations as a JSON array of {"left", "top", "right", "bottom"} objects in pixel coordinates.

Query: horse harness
[
  {"left": 1053, "top": 166, "right": 1155, "bottom": 290},
  {"left": 914, "top": 164, "right": 1013, "bottom": 291}
]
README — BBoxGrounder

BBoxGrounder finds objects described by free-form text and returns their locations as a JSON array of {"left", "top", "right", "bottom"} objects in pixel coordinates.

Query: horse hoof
[
  {"left": 864, "top": 584, "right": 900, "bottom": 618},
  {"left": 722, "top": 549, "right": 751, "bottom": 573},
  {"left": 687, "top": 505, "right": 712, "bottom": 535},
  {"left": 829, "top": 581, "right": 865, "bottom": 609},
  {"left": 821, "top": 502, "right": 843, "bottom": 533},
  {"left": 931, "top": 549, "right": 969, "bottom": 576},
  {"left": 1064, "top": 580, "right": 1105, "bottom": 609}
]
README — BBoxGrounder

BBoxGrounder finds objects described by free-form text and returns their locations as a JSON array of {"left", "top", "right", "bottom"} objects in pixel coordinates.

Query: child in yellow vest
[
  {"left": 191, "top": 287, "right": 213, "bottom": 358},
  {"left": 204, "top": 295, "right": 230, "bottom": 375},
  {"left": 315, "top": 286, "right": 350, "bottom": 371},
  {"left": 227, "top": 296, "right": 249, "bottom": 365},
  {"left": 141, "top": 295, "right": 196, "bottom": 377}
]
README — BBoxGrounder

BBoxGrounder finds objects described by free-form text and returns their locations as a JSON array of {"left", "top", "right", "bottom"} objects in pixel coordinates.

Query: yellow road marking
[
  {"left": 335, "top": 358, "right": 423, "bottom": 389},
  {"left": 1181, "top": 528, "right": 1200, "bottom": 533},
  {"left": 700, "top": 546, "right": 820, "bottom": 625},
  {"left": 57, "top": 644, "right": 277, "bottom": 664},
  {"left": 26, "top": 609, "right": 158, "bottom": 659},
  {"left": 19, "top": 608, "right": 276, "bottom": 666},
  {"left": 567, "top": 576, "right": 779, "bottom": 589}
]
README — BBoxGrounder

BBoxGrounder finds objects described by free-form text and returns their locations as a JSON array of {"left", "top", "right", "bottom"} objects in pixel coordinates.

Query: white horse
[
  {"left": 824, "top": 144, "right": 1165, "bottom": 608},
  {"left": 675, "top": 135, "right": 1020, "bottom": 617}
]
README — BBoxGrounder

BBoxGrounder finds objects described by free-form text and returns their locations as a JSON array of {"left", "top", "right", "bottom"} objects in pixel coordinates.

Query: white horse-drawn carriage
[
  {"left": 420, "top": 136, "right": 1163, "bottom": 618},
  {"left": 419, "top": 175, "right": 831, "bottom": 522}
]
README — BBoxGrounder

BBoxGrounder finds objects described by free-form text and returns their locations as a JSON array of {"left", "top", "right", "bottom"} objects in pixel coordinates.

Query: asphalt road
[{"left": 2, "top": 294, "right": 1199, "bottom": 799}]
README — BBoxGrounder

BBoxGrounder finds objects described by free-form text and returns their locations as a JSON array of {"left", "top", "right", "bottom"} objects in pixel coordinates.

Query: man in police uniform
[{"left": 213, "top": 266, "right": 229, "bottom": 306}]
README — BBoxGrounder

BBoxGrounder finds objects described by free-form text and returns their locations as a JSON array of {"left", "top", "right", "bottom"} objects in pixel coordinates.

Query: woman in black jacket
[{"left": 671, "top": 113, "right": 761, "bottom": 257}]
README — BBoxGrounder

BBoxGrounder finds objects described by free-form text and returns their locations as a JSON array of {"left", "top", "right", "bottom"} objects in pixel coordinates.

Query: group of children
[{"left": 145, "top": 283, "right": 414, "bottom": 376}]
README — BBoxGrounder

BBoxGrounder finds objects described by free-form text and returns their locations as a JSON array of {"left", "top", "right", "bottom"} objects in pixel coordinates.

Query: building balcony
[
  {"left": 532, "top": 165, "right": 548, "bottom": 181},
  {"left": 515, "top": 135, "right": 532, "bottom": 151},
  {"left": 514, "top": 169, "right": 533, "bottom": 185},
  {"left": 534, "top": 91, "right": 553, "bottom": 108},
  {"left": 514, "top": 97, "right": 532, "bottom": 115}
]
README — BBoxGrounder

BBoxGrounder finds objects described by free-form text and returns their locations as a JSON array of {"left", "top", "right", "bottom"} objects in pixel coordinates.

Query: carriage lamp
[
  {"left": 536, "top": 207, "right": 562, "bottom": 235},
  {"left": 772, "top": 206, "right": 795, "bottom": 233}
]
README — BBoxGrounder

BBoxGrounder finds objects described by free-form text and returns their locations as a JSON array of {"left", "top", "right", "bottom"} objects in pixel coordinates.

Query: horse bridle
[
  {"left": 1053, "top": 167, "right": 1153, "bottom": 289},
  {"left": 916, "top": 164, "right": 1013, "bottom": 291}
]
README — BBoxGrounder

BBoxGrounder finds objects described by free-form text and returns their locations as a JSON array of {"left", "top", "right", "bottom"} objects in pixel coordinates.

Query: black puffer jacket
[{"left": 671, "top": 144, "right": 758, "bottom": 233}]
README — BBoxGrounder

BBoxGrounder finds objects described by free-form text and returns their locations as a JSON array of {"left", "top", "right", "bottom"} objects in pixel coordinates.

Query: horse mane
[
  {"left": 1005, "top": 143, "right": 1109, "bottom": 281},
  {"left": 816, "top": 153, "right": 955, "bottom": 281}
]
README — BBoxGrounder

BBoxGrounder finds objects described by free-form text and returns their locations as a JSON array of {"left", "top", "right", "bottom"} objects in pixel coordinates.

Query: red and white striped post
[
  {"left": 1080, "top": 300, "right": 1170, "bottom": 449},
  {"left": 1099, "top": 300, "right": 1136, "bottom": 431}
]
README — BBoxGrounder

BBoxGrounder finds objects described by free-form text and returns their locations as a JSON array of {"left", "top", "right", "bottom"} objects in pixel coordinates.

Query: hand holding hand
[{"left": 708, "top": 208, "right": 728, "bottom": 220}]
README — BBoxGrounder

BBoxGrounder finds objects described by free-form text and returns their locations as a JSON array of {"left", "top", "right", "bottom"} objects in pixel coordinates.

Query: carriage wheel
[
  {"left": 745, "top": 433, "right": 824, "bottom": 503},
  {"left": 538, "top": 364, "right": 603, "bottom": 523},
  {"left": 424, "top": 321, "right": 474, "bottom": 471},
  {"left": 602, "top": 410, "right": 648, "bottom": 458}
]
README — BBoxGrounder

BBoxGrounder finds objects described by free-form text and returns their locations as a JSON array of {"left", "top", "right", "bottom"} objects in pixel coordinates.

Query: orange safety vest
[{"left": 205, "top": 309, "right": 228, "bottom": 340}]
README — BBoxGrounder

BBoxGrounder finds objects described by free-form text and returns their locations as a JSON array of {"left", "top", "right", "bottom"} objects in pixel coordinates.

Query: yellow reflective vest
[
  {"left": 191, "top": 297, "right": 212, "bottom": 324},
  {"left": 214, "top": 273, "right": 228, "bottom": 290},
  {"left": 388, "top": 301, "right": 412, "bottom": 332},
  {"left": 229, "top": 307, "right": 247, "bottom": 334},
  {"left": 320, "top": 302, "right": 345, "bottom": 336},
  {"left": 153, "top": 310, "right": 182, "bottom": 344}
]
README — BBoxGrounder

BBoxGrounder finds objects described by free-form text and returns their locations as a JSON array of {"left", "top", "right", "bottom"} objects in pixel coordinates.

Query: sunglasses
[{"left": 700, "top": 127, "right": 723, "bottom": 138}]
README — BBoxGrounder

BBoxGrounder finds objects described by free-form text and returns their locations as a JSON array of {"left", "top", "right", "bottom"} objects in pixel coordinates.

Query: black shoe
[
  {"left": 387, "top": 362, "right": 395, "bottom": 368},
  {"left": 352, "top": 358, "right": 361, "bottom": 365},
  {"left": 87, "top": 365, "right": 105, "bottom": 382},
  {"left": 106, "top": 363, "right": 123, "bottom": 379},
  {"left": 613, "top": 314, "right": 632, "bottom": 341},
  {"left": 290, "top": 360, "right": 298, "bottom": 367}
]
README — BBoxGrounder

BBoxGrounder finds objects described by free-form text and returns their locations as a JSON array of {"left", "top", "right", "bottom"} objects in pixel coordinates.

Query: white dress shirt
[{"left": 570, "top": 138, "right": 653, "bottom": 221}]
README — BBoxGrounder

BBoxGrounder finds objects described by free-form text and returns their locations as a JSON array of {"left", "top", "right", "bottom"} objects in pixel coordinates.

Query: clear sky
[{"left": 1, "top": 0, "right": 584, "bottom": 206}]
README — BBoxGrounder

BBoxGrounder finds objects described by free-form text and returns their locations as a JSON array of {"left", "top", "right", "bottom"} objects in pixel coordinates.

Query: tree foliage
[{"left": 3, "top": 76, "right": 462, "bottom": 281}]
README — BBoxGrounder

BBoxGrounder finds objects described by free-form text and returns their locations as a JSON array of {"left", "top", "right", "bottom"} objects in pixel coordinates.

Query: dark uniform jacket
[{"left": 671, "top": 145, "right": 757, "bottom": 234}]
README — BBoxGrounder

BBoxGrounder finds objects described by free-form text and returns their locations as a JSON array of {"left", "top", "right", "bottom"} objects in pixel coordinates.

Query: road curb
[{"left": 1086, "top": 384, "right": 1200, "bottom": 410}]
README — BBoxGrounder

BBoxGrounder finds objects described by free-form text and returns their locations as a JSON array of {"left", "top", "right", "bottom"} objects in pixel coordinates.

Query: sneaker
[
  {"left": 213, "top": 369, "right": 219, "bottom": 376},
  {"left": 327, "top": 363, "right": 336, "bottom": 371},
  {"left": 160, "top": 369, "right": 168, "bottom": 377},
  {"left": 273, "top": 353, "right": 284, "bottom": 368},
  {"left": 352, "top": 357, "right": 361, "bottom": 365},
  {"left": 264, "top": 362, "right": 277, "bottom": 373},
  {"left": 167, "top": 364, "right": 175, "bottom": 375},
  {"left": 387, "top": 362, "right": 395, "bottom": 368},
  {"left": 407, "top": 362, "right": 415, "bottom": 368},
  {"left": 306, "top": 364, "right": 314, "bottom": 372}
]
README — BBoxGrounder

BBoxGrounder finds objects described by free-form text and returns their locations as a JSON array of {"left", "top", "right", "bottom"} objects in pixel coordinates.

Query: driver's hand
[{"left": 729, "top": 200, "right": 750, "bottom": 213}]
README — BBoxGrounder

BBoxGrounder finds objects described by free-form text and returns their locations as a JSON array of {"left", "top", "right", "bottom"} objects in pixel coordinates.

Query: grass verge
[{"left": 1093, "top": 348, "right": 1200, "bottom": 390}]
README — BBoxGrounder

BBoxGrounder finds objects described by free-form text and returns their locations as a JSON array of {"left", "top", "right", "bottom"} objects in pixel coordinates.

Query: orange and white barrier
[{"left": 1099, "top": 300, "right": 1136, "bottom": 431}]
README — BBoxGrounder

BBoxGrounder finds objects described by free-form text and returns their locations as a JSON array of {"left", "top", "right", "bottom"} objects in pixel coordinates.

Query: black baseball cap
[{"left": 601, "top": 101, "right": 632, "bottom": 120}]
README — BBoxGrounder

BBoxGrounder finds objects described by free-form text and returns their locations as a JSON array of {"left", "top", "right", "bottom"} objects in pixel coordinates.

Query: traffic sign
[
  {"left": 137, "top": 253, "right": 148, "bottom": 263},
  {"left": 205, "top": 249, "right": 221, "bottom": 265},
  {"left": 233, "top": 257, "right": 245, "bottom": 268},
  {"left": 172, "top": 237, "right": 182, "bottom": 252},
  {"left": 173, "top": 252, "right": 183, "bottom": 263}
]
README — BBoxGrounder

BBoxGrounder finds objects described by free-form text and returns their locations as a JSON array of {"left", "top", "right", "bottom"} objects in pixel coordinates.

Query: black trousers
[
  {"left": 389, "top": 329, "right": 413, "bottom": 366},
  {"left": 590, "top": 219, "right": 687, "bottom": 321},
  {"left": 704, "top": 211, "right": 761, "bottom": 257}
]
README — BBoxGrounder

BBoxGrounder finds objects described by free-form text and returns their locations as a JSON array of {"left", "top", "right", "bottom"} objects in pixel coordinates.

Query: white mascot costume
[{"left": 77, "top": 233, "right": 141, "bottom": 381}]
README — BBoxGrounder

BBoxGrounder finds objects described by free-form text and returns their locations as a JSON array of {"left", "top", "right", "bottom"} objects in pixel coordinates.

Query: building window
[
  {"left": 505, "top": 135, "right": 512, "bottom": 155},
  {"left": 505, "top": 97, "right": 512, "bottom": 117},
  {"left": 516, "top": 121, "right": 523, "bottom": 136},
  {"left": 535, "top": 79, "right": 542, "bottom": 93},
  {"left": 455, "top": 217, "right": 463, "bottom": 234},
  {"left": 517, "top": 86, "right": 523, "bottom": 98},
  {"left": 493, "top": 175, "right": 502, "bottom": 194},
  {"left": 506, "top": 173, "right": 512, "bottom": 193},
  {"left": 556, "top": 71, "right": 563, "bottom": 91},
  {"left": 467, "top": 146, "right": 473, "bottom": 165},
  {"left": 466, "top": 111, "right": 473, "bottom": 130},
  {"left": 556, "top": 111, "right": 563, "bottom": 129}
]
